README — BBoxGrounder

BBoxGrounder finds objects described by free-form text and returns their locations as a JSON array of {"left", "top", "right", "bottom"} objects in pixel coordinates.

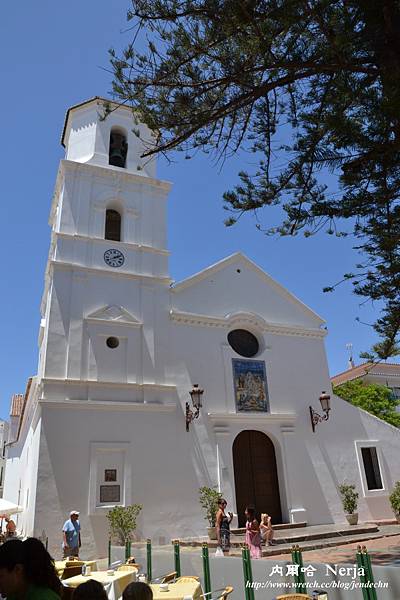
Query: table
[
  {"left": 55, "top": 559, "right": 98, "bottom": 578},
  {"left": 62, "top": 570, "right": 135, "bottom": 600},
  {"left": 151, "top": 581, "right": 203, "bottom": 600}
]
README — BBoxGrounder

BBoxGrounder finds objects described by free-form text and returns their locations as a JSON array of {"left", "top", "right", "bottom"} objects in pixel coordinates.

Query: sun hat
[{"left": 70, "top": 510, "right": 80, "bottom": 516}]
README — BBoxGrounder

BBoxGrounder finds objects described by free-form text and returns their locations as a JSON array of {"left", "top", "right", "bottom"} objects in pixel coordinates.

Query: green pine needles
[{"left": 110, "top": 1, "right": 400, "bottom": 359}]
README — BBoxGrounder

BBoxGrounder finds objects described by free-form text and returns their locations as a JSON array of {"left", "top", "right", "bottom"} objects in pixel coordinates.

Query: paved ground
[
  {"left": 261, "top": 533, "right": 400, "bottom": 567},
  {"left": 106, "top": 524, "right": 400, "bottom": 569}
]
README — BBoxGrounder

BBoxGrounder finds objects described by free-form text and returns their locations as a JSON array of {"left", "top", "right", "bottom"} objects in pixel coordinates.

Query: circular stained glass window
[
  {"left": 106, "top": 336, "right": 120, "bottom": 349},
  {"left": 227, "top": 329, "right": 259, "bottom": 357}
]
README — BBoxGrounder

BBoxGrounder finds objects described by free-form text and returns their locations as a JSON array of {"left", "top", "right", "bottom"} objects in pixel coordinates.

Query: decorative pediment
[
  {"left": 172, "top": 252, "right": 325, "bottom": 326},
  {"left": 86, "top": 305, "right": 141, "bottom": 326}
]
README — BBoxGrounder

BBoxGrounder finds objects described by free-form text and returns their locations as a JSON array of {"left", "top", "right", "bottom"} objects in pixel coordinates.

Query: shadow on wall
[
  {"left": 365, "top": 495, "right": 394, "bottom": 521},
  {"left": 90, "top": 514, "right": 110, "bottom": 558},
  {"left": 34, "top": 428, "right": 65, "bottom": 560},
  {"left": 302, "top": 441, "right": 337, "bottom": 525}
]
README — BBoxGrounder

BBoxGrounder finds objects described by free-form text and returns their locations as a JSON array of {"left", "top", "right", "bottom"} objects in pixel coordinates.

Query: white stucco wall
[
  {"left": 3, "top": 381, "right": 41, "bottom": 536},
  {"left": 6, "top": 100, "right": 400, "bottom": 559},
  {"left": 63, "top": 99, "right": 157, "bottom": 178}
]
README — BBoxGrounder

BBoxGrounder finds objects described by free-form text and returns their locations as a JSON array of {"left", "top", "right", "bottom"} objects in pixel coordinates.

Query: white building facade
[
  {"left": 332, "top": 362, "right": 400, "bottom": 411},
  {"left": 0, "top": 419, "right": 9, "bottom": 498},
  {"left": 5, "top": 98, "right": 400, "bottom": 558}
]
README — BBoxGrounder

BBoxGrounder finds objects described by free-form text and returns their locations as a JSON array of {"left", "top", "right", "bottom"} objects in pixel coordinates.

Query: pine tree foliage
[{"left": 109, "top": 1, "right": 400, "bottom": 358}]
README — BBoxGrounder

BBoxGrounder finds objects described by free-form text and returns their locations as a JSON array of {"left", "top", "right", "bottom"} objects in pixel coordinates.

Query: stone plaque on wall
[
  {"left": 100, "top": 485, "right": 120, "bottom": 503},
  {"left": 104, "top": 469, "right": 117, "bottom": 482}
]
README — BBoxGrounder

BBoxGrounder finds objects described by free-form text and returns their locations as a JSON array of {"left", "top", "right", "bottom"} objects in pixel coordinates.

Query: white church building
[{"left": 5, "top": 98, "right": 400, "bottom": 558}]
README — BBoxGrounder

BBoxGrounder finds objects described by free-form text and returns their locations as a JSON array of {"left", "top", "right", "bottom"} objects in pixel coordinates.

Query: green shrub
[
  {"left": 389, "top": 481, "right": 400, "bottom": 516},
  {"left": 338, "top": 484, "right": 358, "bottom": 514},
  {"left": 199, "top": 486, "right": 222, "bottom": 527},
  {"left": 107, "top": 504, "right": 142, "bottom": 545}
]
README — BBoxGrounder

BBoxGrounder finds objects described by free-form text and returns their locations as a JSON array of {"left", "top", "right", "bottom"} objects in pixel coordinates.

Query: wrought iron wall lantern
[
  {"left": 309, "top": 391, "right": 331, "bottom": 432},
  {"left": 186, "top": 384, "right": 204, "bottom": 431}
]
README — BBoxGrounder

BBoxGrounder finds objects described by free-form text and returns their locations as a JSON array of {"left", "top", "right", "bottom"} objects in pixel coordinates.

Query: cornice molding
[
  {"left": 40, "top": 378, "right": 176, "bottom": 392},
  {"left": 60, "top": 159, "right": 172, "bottom": 191},
  {"left": 207, "top": 412, "right": 297, "bottom": 424},
  {"left": 49, "top": 158, "right": 171, "bottom": 227},
  {"left": 85, "top": 317, "right": 142, "bottom": 328},
  {"left": 55, "top": 232, "right": 170, "bottom": 256},
  {"left": 50, "top": 260, "right": 172, "bottom": 285},
  {"left": 169, "top": 309, "right": 327, "bottom": 338},
  {"left": 39, "top": 399, "right": 176, "bottom": 412}
]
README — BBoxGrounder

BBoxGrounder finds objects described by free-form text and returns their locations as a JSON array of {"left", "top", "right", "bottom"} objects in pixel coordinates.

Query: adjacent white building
[
  {"left": 0, "top": 419, "right": 9, "bottom": 497},
  {"left": 4, "top": 98, "right": 400, "bottom": 558},
  {"left": 332, "top": 362, "right": 400, "bottom": 409}
]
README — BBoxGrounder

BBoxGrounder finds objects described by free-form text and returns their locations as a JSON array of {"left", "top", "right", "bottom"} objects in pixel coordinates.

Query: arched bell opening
[{"left": 109, "top": 127, "right": 128, "bottom": 168}]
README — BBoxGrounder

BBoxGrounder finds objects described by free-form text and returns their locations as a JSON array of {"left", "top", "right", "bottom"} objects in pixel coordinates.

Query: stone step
[
  {"left": 179, "top": 523, "right": 379, "bottom": 548},
  {"left": 262, "top": 523, "right": 379, "bottom": 546},
  {"left": 242, "top": 529, "right": 400, "bottom": 557},
  {"left": 231, "top": 522, "right": 306, "bottom": 534}
]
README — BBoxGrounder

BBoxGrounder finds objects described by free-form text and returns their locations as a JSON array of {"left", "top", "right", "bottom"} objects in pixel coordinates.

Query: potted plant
[
  {"left": 107, "top": 504, "right": 143, "bottom": 547},
  {"left": 199, "top": 486, "right": 222, "bottom": 540},
  {"left": 338, "top": 483, "right": 359, "bottom": 525},
  {"left": 389, "top": 481, "right": 400, "bottom": 522}
]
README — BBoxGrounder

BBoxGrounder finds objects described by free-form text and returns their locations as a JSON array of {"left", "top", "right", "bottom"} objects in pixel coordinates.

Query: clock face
[{"left": 104, "top": 248, "right": 125, "bottom": 268}]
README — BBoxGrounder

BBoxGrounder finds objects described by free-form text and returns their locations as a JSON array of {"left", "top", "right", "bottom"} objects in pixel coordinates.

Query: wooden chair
[
  {"left": 275, "top": 594, "right": 312, "bottom": 600},
  {"left": 161, "top": 571, "right": 178, "bottom": 583},
  {"left": 65, "top": 561, "right": 84, "bottom": 568},
  {"left": 61, "top": 565, "right": 84, "bottom": 580},
  {"left": 201, "top": 586, "right": 234, "bottom": 600},
  {"left": 118, "top": 564, "right": 141, "bottom": 572},
  {"left": 176, "top": 576, "right": 200, "bottom": 583},
  {"left": 151, "top": 571, "right": 178, "bottom": 583},
  {"left": 218, "top": 586, "right": 234, "bottom": 599}
]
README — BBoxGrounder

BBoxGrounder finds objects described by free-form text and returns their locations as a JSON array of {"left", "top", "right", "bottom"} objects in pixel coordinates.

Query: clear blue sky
[{"left": 0, "top": 2, "right": 392, "bottom": 419}]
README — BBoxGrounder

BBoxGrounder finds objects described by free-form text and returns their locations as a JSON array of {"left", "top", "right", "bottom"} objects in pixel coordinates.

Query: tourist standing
[
  {"left": 5, "top": 516, "right": 17, "bottom": 538},
  {"left": 245, "top": 506, "right": 262, "bottom": 558},
  {"left": 260, "top": 513, "right": 274, "bottom": 545},
  {"left": 215, "top": 498, "right": 233, "bottom": 554},
  {"left": 62, "top": 510, "right": 81, "bottom": 558}
]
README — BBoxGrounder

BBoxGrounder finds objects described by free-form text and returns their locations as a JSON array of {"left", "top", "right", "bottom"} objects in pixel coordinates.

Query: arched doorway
[{"left": 233, "top": 430, "right": 282, "bottom": 526}]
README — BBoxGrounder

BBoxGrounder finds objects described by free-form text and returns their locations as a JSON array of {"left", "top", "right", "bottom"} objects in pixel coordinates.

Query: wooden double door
[{"left": 233, "top": 430, "right": 282, "bottom": 527}]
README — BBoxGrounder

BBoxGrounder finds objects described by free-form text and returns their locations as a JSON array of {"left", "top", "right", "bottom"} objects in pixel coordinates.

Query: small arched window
[
  {"left": 105, "top": 209, "right": 121, "bottom": 241},
  {"left": 109, "top": 128, "right": 128, "bottom": 168}
]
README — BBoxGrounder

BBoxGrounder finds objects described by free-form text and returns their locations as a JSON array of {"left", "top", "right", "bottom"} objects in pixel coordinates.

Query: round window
[
  {"left": 227, "top": 329, "right": 259, "bottom": 357},
  {"left": 106, "top": 336, "right": 120, "bottom": 349}
]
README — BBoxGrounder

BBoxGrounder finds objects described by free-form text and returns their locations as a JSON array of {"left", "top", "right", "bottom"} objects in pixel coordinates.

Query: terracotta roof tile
[
  {"left": 10, "top": 394, "right": 24, "bottom": 417},
  {"left": 331, "top": 362, "right": 400, "bottom": 386}
]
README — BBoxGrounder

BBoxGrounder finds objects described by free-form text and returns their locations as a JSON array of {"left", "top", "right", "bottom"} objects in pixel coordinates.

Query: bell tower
[
  {"left": 38, "top": 97, "right": 172, "bottom": 385},
  {"left": 61, "top": 96, "right": 158, "bottom": 177}
]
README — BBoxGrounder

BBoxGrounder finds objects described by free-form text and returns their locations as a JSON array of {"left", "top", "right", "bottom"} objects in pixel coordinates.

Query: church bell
[{"left": 109, "top": 131, "right": 128, "bottom": 168}]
